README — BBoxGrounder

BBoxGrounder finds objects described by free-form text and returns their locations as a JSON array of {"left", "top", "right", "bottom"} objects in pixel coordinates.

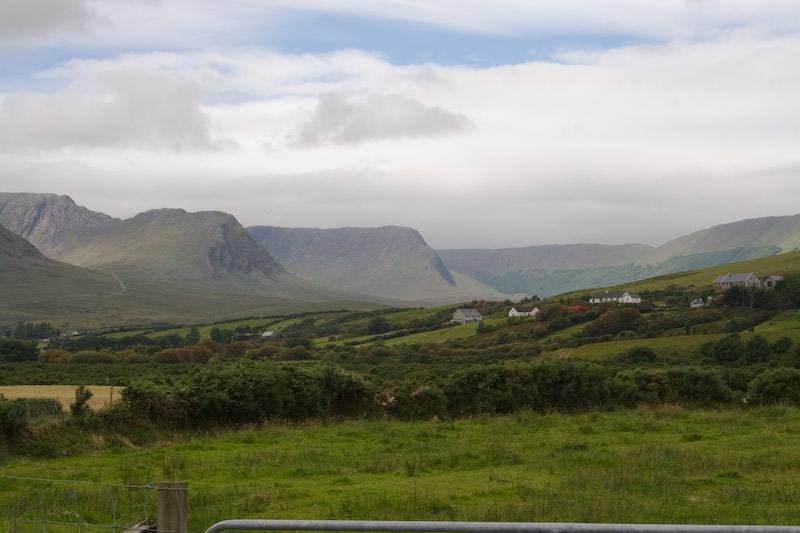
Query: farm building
[
  {"left": 451, "top": 309, "right": 483, "bottom": 324},
  {"left": 508, "top": 306, "right": 539, "bottom": 318},
  {"left": 712, "top": 273, "right": 761, "bottom": 289},
  {"left": 589, "top": 290, "right": 641, "bottom": 304}
]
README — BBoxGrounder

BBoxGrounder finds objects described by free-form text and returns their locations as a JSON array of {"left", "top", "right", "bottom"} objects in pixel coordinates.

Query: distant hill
[
  {"left": 0, "top": 194, "right": 395, "bottom": 322},
  {"left": 439, "top": 214, "right": 800, "bottom": 296},
  {"left": 0, "top": 192, "right": 120, "bottom": 259},
  {"left": 0, "top": 222, "right": 121, "bottom": 323},
  {"left": 640, "top": 214, "right": 800, "bottom": 265},
  {"left": 0, "top": 221, "right": 382, "bottom": 328},
  {"left": 248, "top": 225, "right": 515, "bottom": 302}
]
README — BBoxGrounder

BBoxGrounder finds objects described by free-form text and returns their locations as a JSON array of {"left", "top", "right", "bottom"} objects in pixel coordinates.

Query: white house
[
  {"left": 763, "top": 275, "right": 784, "bottom": 289},
  {"left": 691, "top": 296, "right": 713, "bottom": 308},
  {"left": 508, "top": 306, "right": 539, "bottom": 318},
  {"left": 451, "top": 309, "right": 483, "bottom": 324},
  {"left": 712, "top": 273, "right": 761, "bottom": 289},
  {"left": 589, "top": 290, "right": 642, "bottom": 304}
]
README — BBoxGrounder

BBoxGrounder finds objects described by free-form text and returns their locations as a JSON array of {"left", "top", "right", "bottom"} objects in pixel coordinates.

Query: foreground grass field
[{"left": 4, "top": 407, "right": 800, "bottom": 531}]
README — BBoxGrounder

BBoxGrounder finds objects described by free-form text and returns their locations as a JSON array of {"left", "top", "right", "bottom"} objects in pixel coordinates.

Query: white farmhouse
[
  {"left": 589, "top": 290, "right": 642, "bottom": 304},
  {"left": 508, "top": 306, "right": 539, "bottom": 318},
  {"left": 451, "top": 309, "right": 483, "bottom": 324},
  {"left": 712, "top": 273, "right": 761, "bottom": 289}
]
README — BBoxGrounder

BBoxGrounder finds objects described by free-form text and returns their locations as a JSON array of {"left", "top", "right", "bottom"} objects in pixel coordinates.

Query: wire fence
[{"left": 0, "top": 475, "right": 165, "bottom": 533}]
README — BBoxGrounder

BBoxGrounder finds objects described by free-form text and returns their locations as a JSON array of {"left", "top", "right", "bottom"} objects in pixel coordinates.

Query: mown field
[
  {"left": 0, "top": 385, "right": 120, "bottom": 411},
  {"left": 3, "top": 407, "right": 800, "bottom": 532}
]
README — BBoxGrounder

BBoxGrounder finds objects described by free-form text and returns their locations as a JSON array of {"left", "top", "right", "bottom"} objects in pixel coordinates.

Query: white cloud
[
  {"left": 2, "top": 6, "right": 799, "bottom": 248},
  {"left": 0, "top": 0, "right": 98, "bottom": 43},
  {"left": 292, "top": 93, "right": 472, "bottom": 146},
  {"left": 268, "top": 0, "right": 800, "bottom": 40},
  {"left": 0, "top": 69, "right": 227, "bottom": 152}
]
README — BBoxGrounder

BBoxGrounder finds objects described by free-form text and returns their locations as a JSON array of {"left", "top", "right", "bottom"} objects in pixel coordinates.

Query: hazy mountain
[
  {"left": 640, "top": 214, "right": 800, "bottom": 265},
  {"left": 248, "top": 225, "right": 514, "bottom": 302},
  {"left": 0, "top": 222, "right": 381, "bottom": 327},
  {"left": 0, "top": 193, "right": 386, "bottom": 305},
  {"left": 0, "top": 192, "right": 120, "bottom": 259},
  {"left": 0, "top": 222, "right": 122, "bottom": 323},
  {"left": 438, "top": 214, "right": 800, "bottom": 296}
]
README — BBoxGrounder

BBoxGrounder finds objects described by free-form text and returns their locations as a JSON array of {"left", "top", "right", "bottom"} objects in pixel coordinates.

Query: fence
[{"left": 0, "top": 476, "right": 186, "bottom": 533}]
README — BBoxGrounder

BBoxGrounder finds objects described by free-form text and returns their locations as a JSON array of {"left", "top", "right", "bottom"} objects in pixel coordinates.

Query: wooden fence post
[{"left": 157, "top": 482, "right": 187, "bottom": 533}]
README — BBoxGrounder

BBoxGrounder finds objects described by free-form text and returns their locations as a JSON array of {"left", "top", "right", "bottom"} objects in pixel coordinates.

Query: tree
[
  {"left": 582, "top": 308, "right": 641, "bottom": 337},
  {"left": 210, "top": 327, "right": 234, "bottom": 344},
  {"left": 625, "top": 346, "right": 657, "bottom": 363},
  {"left": 709, "top": 333, "right": 744, "bottom": 364},
  {"left": 0, "top": 338, "right": 38, "bottom": 362},
  {"left": 70, "top": 385, "right": 93, "bottom": 418},
  {"left": 745, "top": 335, "right": 771, "bottom": 364},
  {"left": 367, "top": 316, "right": 390, "bottom": 335},
  {"left": 775, "top": 274, "right": 800, "bottom": 308},
  {"left": 185, "top": 326, "right": 201, "bottom": 345},
  {"left": 536, "top": 303, "right": 569, "bottom": 322}
]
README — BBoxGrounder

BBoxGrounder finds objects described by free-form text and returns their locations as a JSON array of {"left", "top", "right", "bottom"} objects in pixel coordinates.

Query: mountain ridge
[{"left": 247, "top": 225, "right": 512, "bottom": 302}]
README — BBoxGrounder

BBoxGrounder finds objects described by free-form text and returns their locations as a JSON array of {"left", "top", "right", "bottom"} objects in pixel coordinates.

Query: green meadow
[{"left": 4, "top": 407, "right": 800, "bottom": 532}]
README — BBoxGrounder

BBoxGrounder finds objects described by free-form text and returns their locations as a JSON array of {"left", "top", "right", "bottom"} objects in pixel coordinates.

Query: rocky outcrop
[
  {"left": 248, "top": 225, "right": 472, "bottom": 301},
  {"left": 0, "top": 193, "right": 119, "bottom": 258}
]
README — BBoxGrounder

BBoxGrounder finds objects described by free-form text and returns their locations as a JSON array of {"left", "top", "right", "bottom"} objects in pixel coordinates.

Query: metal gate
[{"left": 203, "top": 520, "right": 800, "bottom": 533}]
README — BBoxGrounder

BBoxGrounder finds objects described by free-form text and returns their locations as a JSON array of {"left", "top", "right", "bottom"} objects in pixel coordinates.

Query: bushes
[
  {"left": 612, "top": 367, "right": 733, "bottom": 406},
  {"left": 0, "top": 338, "right": 38, "bottom": 362},
  {"left": 442, "top": 360, "right": 610, "bottom": 416},
  {"left": 747, "top": 368, "right": 800, "bottom": 405},
  {"left": 0, "top": 399, "right": 28, "bottom": 440},
  {"left": 583, "top": 308, "right": 641, "bottom": 337},
  {"left": 122, "top": 361, "right": 375, "bottom": 425}
]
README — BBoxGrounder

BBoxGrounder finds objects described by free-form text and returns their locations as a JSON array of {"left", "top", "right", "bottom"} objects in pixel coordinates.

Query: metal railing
[{"left": 203, "top": 520, "right": 800, "bottom": 533}]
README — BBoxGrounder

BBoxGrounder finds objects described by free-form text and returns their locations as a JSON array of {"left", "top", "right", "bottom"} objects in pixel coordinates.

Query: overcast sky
[{"left": 1, "top": 0, "right": 799, "bottom": 249}]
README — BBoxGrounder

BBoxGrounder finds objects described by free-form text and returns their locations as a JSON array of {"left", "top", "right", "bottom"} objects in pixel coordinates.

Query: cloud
[
  {"left": 293, "top": 93, "right": 472, "bottom": 146},
  {"left": 0, "top": 69, "right": 226, "bottom": 152},
  {"left": 0, "top": 0, "right": 98, "bottom": 43},
  {"left": 269, "top": 0, "right": 800, "bottom": 40}
]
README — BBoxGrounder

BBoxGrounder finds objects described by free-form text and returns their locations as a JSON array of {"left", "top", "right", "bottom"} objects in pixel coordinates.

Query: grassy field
[
  {"left": 0, "top": 385, "right": 121, "bottom": 411},
  {"left": 4, "top": 407, "right": 800, "bottom": 531}
]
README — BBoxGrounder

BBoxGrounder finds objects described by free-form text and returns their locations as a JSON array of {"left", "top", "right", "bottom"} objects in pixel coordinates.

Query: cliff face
[
  {"left": 0, "top": 194, "right": 289, "bottom": 294},
  {"left": 0, "top": 193, "right": 119, "bottom": 258},
  {"left": 248, "top": 225, "right": 471, "bottom": 301}
]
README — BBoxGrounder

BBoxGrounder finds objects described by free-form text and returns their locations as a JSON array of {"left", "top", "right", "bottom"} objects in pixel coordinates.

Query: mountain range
[{"left": 1, "top": 191, "right": 799, "bottom": 326}]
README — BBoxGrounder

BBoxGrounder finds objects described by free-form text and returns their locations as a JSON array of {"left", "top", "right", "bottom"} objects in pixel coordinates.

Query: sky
[{"left": 1, "top": 0, "right": 799, "bottom": 249}]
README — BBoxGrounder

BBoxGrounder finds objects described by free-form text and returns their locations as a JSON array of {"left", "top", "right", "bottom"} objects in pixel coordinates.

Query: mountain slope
[
  {"left": 0, "top": 222, "right": 122, "bottom": 322},
  {"left": 439, "top": 214, "right": 800, "bottom": 296},
  {"left": 58, "top": 208, "right": 287, "bottom": 286},
  {"left": 248, "top": 225, "right": 512, "bottom": 302},
  {"left": 0, "top": 193, "right": 390, "bottom": 305},
  {"left": 641, "top": 214, "right": 800, "bottom": 266},
  {"left": 0, "top": 192, "right": 120, "bottom": 258}
]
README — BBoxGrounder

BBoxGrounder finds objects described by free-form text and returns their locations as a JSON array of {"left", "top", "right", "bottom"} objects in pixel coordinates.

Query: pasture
[{"left": 4, "top": 407, "right": 800, "bottom": 532}]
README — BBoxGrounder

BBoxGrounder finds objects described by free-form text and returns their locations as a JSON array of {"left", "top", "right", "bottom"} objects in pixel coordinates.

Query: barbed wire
[
  {"left": 1, "top": 518, "right": 187, "bottom": 533},
  {"left": 0, "top": 477, "right": 186, "bottom": 491},
  {"left": 1, "top": 517, "right": 148, "bottom": 530}
]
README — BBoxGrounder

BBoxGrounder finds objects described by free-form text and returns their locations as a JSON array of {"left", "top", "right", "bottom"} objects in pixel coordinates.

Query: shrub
[
  {"left": 624, "top": 346, "right": 657, "bottom": 363},
  {"left": 613, "top": 367, "right": 732, "bottom": 406},
  {"left": 582, "top": 308, "right": 641, "bottom": 337},
  {"left": 536, "top": 303, "right": 570, "bottom": 322},
  {"left": 0, "top": 338, "right": 38, "bottom": 362},
  {"left": 442, "top": 360, "right": 610, "bottom": 416},
  {"left": 747, "top": 368, "right": 800, "bottom": 406},
  {"left": 0, "top": 399, "right": 28, "bottom": 440},
  {"left": 70, "top": 385, "right": 93, "bottom": 418}
]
